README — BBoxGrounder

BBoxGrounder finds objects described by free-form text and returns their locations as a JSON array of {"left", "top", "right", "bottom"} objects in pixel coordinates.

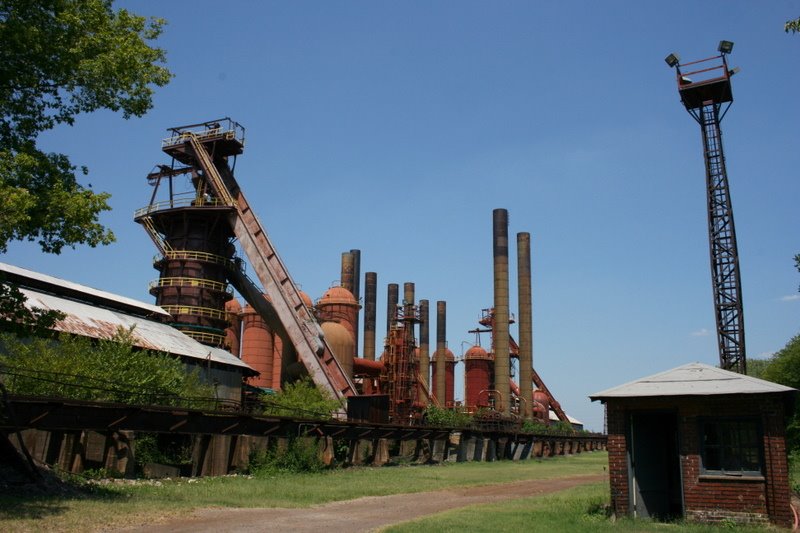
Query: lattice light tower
[{"left": 666, "top": 41, "right": 746, "bottom": 374}]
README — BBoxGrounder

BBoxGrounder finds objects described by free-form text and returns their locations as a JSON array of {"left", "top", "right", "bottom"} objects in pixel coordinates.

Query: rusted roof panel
[
  {"left": 20, "top": 288, "right": 252, "bottom": 372},
  {"left": 1, "top": 262, "right": 168, "bottom": 318}
]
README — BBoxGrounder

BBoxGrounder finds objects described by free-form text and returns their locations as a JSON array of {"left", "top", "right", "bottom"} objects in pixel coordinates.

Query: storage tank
[
  {"left": 224, "top": 298, "right": 242, "bottom": 357},
  {"left": 316, "top": 286, "right": 360, "bottom": 348},
  {"left": 430, "top": 348, "right": 456, "bottom": 407},
  {"left": 321, "top": 321, "right": 354, "bottom": 378},
  {"left": 533, "top": 389, "right": 550, "bottom": 423},
  {"left": 240, "top": 296, "right": 274, "bottom": 389},
  {"left": 464, "top": 345, "right": 492, "bottom": 410}
]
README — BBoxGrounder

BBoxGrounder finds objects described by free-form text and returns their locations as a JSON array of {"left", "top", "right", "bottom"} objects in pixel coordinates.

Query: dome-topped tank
[
  {"left": 298, "top": 290, "right": 313, "bottom": 310},
  {"left": 316, "top": 285, "right": 360, "bottom": 363},
  {"left": 321, "top": 321, "right": 354, "bottom": 378},
  {"left": 240, "top": 296, "right": 275, "bottom": 389},
  {"left": 464, "top": 345, "right": 492, "bottom": 410}
]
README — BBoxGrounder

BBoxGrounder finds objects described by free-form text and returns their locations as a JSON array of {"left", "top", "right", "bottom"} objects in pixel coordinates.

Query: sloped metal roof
[
  {"left": 1, "top": 261, "right": 167, "bottom": 318},
  {"left": 19, "top": 287, "right": 253, "bottom": 373},
  {"left": 589, "top": 362, "right": 795, "bottom": 401}
]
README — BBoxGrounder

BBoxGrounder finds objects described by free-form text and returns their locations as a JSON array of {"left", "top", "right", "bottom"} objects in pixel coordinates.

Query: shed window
[{"left": 701, "top": 419, "right": 762, "bottom": 475}]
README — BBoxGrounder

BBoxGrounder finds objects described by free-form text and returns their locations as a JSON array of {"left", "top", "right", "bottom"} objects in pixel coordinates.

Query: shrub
[
  {"left": 423, "top": 406, "right": 473, "bottom": 428},
  {"left": 260, "top": 377, "right": 342, "bottom": 419},
  {"left": 248, "top": 436, "right": 325, "bottom": 475},
  {"left": 0, "top": 328, "right": 215, "bottom": 407}
]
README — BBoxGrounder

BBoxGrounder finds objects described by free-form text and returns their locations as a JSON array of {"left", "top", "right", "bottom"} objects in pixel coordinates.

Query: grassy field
[
  {"left": 0, "top": 451, "right": 781, "bottom": 532},
  {"left": 383, "top": 483, "right": 774, "bottom": 533},
  {"left": 1, "top": 452, "right": 607, "bottom": 531}
]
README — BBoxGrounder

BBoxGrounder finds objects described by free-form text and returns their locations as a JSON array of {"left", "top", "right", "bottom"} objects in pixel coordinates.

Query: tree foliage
[
  {"left": 757, "top": 335, "right": 800, "bottom": 452},
  {"left": 260, "top": 377, "right": 343, "bottom": 420},
  {"left": 0, "top": 0, "right": 172, "bottom": 254},
  {"left": 787, "top": 17, "right": 800, "bottom": 34},
  {"left": 0, "top": 328, "right": 215, "bottom": 406}
]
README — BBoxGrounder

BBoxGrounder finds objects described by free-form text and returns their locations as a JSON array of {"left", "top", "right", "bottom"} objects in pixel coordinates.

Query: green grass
[
  {"left": 0, "top": 453, "right": 607, "bottom": 531},
  {"left": 382, "top": 483, "right": 774, "bottom": 533}
]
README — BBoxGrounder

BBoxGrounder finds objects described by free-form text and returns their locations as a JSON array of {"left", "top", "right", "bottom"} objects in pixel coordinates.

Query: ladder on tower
[{"left": 184, "top": 133, "right": 357, "bottom": 405}]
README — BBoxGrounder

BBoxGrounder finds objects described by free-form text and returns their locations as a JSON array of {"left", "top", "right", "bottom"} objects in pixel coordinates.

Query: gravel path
[{"left": 125, "top": 473, "right": 604, "bottom": 533}]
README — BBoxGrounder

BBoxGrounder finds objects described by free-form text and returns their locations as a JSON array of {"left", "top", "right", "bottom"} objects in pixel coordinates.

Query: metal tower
[{"left": 666, "top": 42, "right": 746, "bottom": 374}]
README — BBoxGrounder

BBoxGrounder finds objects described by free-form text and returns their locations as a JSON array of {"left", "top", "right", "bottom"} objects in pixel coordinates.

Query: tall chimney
[
  {"left": 493, "top": 208, "right": 511, "bottom": 415},
  {"left": 403, "top": 282, "right": 415, "bottom": 306},
  {"left": 517, "top": 232, "right": 533, "bottom": 419},
  {"left": 435, "top": 300, "right": 447, "bottom": 406},
  {"left": 364, "top": 272, "right": 377, "bottom": 361},
  {"left": 341, "top": 252, "right": 355, "bottom": 294},
  {"left": 386, "top": 283, "right": 399, "bottom": 338},
  {"left": 419, "top": 299, "right": 430, "bottom": 393},
  {"left": 350, "top": 249, "right": 361, "bottom": 357}
]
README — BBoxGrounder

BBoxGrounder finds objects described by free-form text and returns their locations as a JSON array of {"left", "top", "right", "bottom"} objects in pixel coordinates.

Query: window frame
[{"left": 699, "top": 417, "right": 764, "bottom": 477}]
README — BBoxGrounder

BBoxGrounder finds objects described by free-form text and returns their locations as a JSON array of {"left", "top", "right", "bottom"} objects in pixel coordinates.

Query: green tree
[
  {"left": 760, "top": 335, "right": 800, "bottom": 452},
  {"left": 0, "top": 328, "right": 215, "bottom": 406},
  {"left": 787, "top": 17, "right": 800, "bottom": 34},
  {"left": 260, "top": 377, "right": 343, "bottom": 419},
  {"left": 0, "top": 0, "right": 171, "bottom": 254}
]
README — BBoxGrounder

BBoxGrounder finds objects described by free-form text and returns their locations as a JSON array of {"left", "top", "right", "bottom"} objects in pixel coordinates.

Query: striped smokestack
[
  {"left": 341, "top": 252, "right": 355, "bottom": 294},
  {"left": 493, "top": 208, "right": 510, "bottom": 415},
  {"left": 419, "top": 299, "right": 430, "bottom": 393},
  {"left": 435, "top": 300, "right": 446, "bottom": 406},
  {"left": 386, "top": 283, "right": 399, "bottom": 337},
  {"left": 364, "top": 272, "right": 377, "bottom": 361},
  {"left": 350, "top": 249, "right": 361, "bottom": 357},
  {"left": 517, "top": 232, "right": 533, "bottom": 419}
]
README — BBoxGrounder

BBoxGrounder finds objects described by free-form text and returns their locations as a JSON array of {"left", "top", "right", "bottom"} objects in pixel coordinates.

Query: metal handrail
[
  {"left": 134, "top": 196, "right": 233, "bottom": 219},
  {"left": 149, "top": 277, "right": 232, "bottom": 294},
  {"left": 154, "top": 250, "right": 244, "bottom": 272},
  {"left": 161, "top": 305, "right": 227, "bottom": 321}
]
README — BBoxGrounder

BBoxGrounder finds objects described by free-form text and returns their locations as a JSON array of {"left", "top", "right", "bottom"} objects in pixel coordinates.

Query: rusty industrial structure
[
  {"left": 131, "top": 118, "right": 574, "bottom": 428},
  {"left": 666, "top": 42, "right": 746, "bottom": 374}
]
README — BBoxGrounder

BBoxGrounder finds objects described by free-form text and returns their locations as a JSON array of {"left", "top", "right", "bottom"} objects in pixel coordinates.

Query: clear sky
[{"left": 4, "top": 1, "right": 799, "bottom": 431}]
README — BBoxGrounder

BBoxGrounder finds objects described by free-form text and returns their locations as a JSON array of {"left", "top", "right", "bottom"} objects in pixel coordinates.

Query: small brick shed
[{"left": 590, "top": 363, "right": 796, "bottom": 527}]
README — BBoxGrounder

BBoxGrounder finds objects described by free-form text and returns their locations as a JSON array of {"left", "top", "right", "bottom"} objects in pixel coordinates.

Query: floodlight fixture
[
  {"left": 728, "top": 66, "right": 741, "bottom": 76},
  {"left": 665, "top": 52, "right": 680, "bottom": 68},
  {"left": 718, "top": 40, "right": 734, "bottom": 54}
]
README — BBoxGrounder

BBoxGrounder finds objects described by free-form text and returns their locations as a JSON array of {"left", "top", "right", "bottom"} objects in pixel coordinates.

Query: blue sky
[{"left": 4, "top": 1, "right": 799, "bottom": 431}]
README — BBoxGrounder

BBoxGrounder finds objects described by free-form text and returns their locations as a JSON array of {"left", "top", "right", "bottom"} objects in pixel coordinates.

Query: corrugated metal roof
[
  {"left": 20, "top": 287, "right": 253, "bottom": 372},
  {"left": 549, "top": 410, "right": 583, "bottom": 426},
  {"left": 589, "top": 362, "right": 795, "bottom": 401},
  {"left": 1, "top": 261, "right": 168, "bottom": 318}
]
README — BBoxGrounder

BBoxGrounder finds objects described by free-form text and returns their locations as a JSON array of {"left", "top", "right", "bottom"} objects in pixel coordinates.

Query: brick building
[{"left": 590, "top": 363, "right": 796, "bottom": 527}]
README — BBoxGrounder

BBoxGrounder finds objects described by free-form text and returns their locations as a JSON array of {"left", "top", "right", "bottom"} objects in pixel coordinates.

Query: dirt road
[{"left": 125, "top": 473, "right": 604, "bottom": 533}]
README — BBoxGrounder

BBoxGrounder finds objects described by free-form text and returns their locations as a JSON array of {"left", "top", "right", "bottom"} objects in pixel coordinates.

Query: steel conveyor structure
[{"left": 157, "top": 119, "right": 356, "bottom": 405}]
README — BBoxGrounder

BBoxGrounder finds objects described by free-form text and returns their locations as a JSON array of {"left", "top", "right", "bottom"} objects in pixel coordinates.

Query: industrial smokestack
[
  {"left": 517, "top": 232, "right": 533, "bottom": 420},
  {"left": 403, "top": 282, "right": 415, "bottom": 306},
  {"left": 435, "top": 300, "right": 446, "bottom": 406},
  {"left": 364, "top": 272, "right": 377, "bottom": 361},
  {"left": 386, "top": 283, "right": 399, "bottom": 338},
  {"left": 419, "top": 299, "right": 430, "bottom": 393},
  {"left": 341, "top": 252, "right": 355, "bottom": 294},
  {"left": 350, "top": 249, "right": 361, "bottom": 357},
  {"left": 493, "top": 208, "right": 511, "bottom": 415}
]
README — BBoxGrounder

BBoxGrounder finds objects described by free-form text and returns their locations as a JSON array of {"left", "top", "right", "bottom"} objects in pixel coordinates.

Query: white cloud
[
  {"left": 780, "top": 294, "right": 800, "bottom": 302},
  {"left": 691, "top": 328, "right": 711, "bottom": 337}
]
